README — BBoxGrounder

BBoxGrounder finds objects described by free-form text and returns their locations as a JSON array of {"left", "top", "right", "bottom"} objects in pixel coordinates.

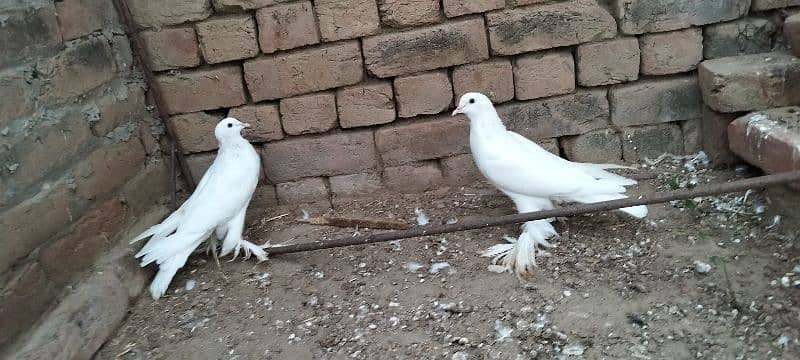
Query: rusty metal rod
[
  {"left": 266, "top": 171, "right": 800, "bottom": 255},
  {"left": 110, "top": 0, "right": 197, "bottom": 190}
]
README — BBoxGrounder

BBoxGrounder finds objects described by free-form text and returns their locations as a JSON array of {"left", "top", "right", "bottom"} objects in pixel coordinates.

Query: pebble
[{"left": 694, "top": 261, "right": 712, "bottom": 274}]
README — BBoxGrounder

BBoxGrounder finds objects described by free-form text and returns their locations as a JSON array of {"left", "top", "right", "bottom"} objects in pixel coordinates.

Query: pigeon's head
[
  {"left": 215, "top": 117, "right": 251, "bottom": 142},
  {"left": 452, "top": 92, "right": 493, "bottom": 118}
]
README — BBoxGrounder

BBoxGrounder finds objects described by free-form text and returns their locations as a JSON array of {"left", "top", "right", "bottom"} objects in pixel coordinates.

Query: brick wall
[
  {"left": 133, "top": 0, "right": 795, "bottom": 207},
  {"left": 0, "top": 0, "right": 170, "bottom": 352}
]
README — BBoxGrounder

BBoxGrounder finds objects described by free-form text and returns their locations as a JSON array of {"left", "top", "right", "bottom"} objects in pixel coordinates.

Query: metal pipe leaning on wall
[{"left": 265, "top": 171, "right": 800, "bottom": 255}]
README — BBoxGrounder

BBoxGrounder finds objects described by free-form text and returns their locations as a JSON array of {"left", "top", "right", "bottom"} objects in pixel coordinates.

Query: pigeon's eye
[
  {"left": 227, "top": 123, "right": 233, "bottom": 128},
  {"left": 469, "top": 98, "right": 475, "bottom": 104}
]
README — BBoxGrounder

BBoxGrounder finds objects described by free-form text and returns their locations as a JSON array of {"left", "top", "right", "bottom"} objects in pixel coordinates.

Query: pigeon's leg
[{"left": 220, "top": 204, "right": 248, "bottom": 260}]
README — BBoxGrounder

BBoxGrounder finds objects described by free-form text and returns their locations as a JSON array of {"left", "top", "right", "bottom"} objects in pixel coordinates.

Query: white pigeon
[
  {"left": 452, "top": 93, "right": 647, "bottom": 276},
  {"left": 131, "top": 117, "right": 267, "bottom": 300}
]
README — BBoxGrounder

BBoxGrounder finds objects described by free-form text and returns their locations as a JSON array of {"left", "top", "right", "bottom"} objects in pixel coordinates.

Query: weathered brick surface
[
  {"left": 622, "top": 123, "right": 685, "bottom": 162},
  {"left": 375, "top": 116, "right": 469, "bottom": 166},
  {"left": 276, "top": 177, "right": 330, "bottom": 204},
  {"left": 752, "top": 0, "right": 800, "bottom": 10},
  {"left": 728, "top": 107, "right": 800, "bottom": 179},
  {"left": 639, "top": 28, "right": 703, "bottom": 75},
  {"left": 213, "top": 0, "right": 289, "bottom": 11},
  {"left": 514, "top": 50, "right": 575, "bottom": 100},
  {"left": 38, "top": 36, "right": 116, "bottom": 104},
  {"left": 0, "top": 1, "right": 62, "bottom": 67},
  {"left": 186, "top": 152, "right": 216, "bottom": 181},
  {"left": 698, "top": 52, "right": 800, "bottom": 113},
  {"left": 156, "top": 65, "right": 247, "bottom": 114},
  {"left": 316, "top": 0, "right": 381, "bottom": 41},
  {"left": 55, "top": 0, "right": 114, "bottom": 40},
  {"left": 702, "top": 107, "right": 742, "bottom": 167},
  {"left": 330, "top": 173, "right": 383, "bottom": 197},
  {"left": 0, "top": 67, "right": 35, "bottom": 123},
  {"left": 561, "top": 129, "right": 623, "bottom": 164},
  {"left": 127, "top": 0, "right": 212, "bottom": 28},
  {"left": 443, "top": 0, "right": 504, "bottom": 17},
  {"left": 262, "top": 131, "right": 378, "bottom": 182},
  {"left": 93, "top": 84, "right": 147, "bottom": 136},
  {"left": 39, "top": 199, "right": 127, "bottom": 285},
  {"left": 610, "top": 76, "right": 702, "bottom": 127},
  {"left": 786, "top": 14, "right": 800, "bottom": 57},
  {"left": 383, "top": 162, "right": 444, "bottom": 192},
  {"left": 613, "top": 0, "right": 750, "bottom": 35},
  {"left": 704, "top": 17, "right": 779, "bottom": 59},
  {"left": 228, "top": 104, "right": 284, "bottom": 142},
  {"left": 441, "top": 154, "right": 482, "bottom": 185},
  {"left": 681, "top": 118, "right": 702, "bottom": 154},
  {"left": 497, "top": 89, "right": 609, "bottom": 139},
  {"left": 576, "top": 38, "right": 639, "bottom": 86},
  {"left": 74, "top": 138, "right": 147, "bottom": 202},
  {"left": 196, "top": 14, "right": 258, "bottom": 64},
  {"left": 394, "top": 71, "right": 453, "bottom": 118},
  {"left": 170, "top": 112, "right": 220, "bottom": 153},
  {"left": 452, "top": 59, "right": 514, "bottom": 103},
  {"left": 121, "top": 160, "right": 171, "bottom": 215},
  {"left": 0, "top": 263, "right": 55, "bottom": 348},
  {"left": 249, "top": 184, "right": 279, "bottom": 214},
  {"left": 0, "top": 183, "right": 71, "bottom": 274},
  {"left": 244, "top": 41, "right": 363, "bottom": 101},
  {"left": 378, "top": 0, "right": 441, "bottom": 27},
  {"left": 486, "top": 0, "right": 616, "bottom": 55},
  {"left": 337, "top": 82, "right": 396, "bottom": 128},
  {"left": 362, "top": 18, "right": 488, "bottom": 78},
  {"left": 255, "top": 1, "right": 319, "bottom": 54},
  {"left": 140, "top": 27, "right": 201, "bottom": 71},
  {"left": 279, "top": 92, "right": 338, "bottom": 135}
]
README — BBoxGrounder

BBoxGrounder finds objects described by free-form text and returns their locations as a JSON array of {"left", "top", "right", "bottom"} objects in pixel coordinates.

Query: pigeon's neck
[
  {"left": 218, "top": 136, "right": 250, "bottom": 154},
  {"left": 468, "top": 110, "right": 506, "bottom": 134}
]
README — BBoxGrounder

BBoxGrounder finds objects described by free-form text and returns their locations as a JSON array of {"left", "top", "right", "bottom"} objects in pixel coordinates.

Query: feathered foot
[{"left": 481, "top": 220, "right": 558, "bottom": 277}]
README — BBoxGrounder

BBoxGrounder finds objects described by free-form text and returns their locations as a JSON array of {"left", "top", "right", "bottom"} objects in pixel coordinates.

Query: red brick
[
  {"left": 752, "top": 0, "right": 800, "bottom": 10},
  {"left": 497, "top": 89, "right": 609, "bottom": 139},
  {"left": 394, "top": 71, "right": 452, "bottom": 118},
  {"left": 728, "top": 107, "right": 800, "bottom": 180},
  {"left": 186, "top": 152, "right": 216, "bottom": 181},
  {"left": 74, "top": 138, "right": 147, "bottom": 202},
  {"left": 622, "top": 123, "right": 684, "bottom": 163},
  {"left": 121, "top": 159, "right": 172, "bottom": 215},
  {"left": 785, "top": 14, "right": 800, "bottom": 57},
  {"left": 441, "top": 154, "right": 482, "bottom": 185},
  {"left": 229, "top": 103, "right": 284, "bottom": 142},
  {"left": 443, "top": 0, "right": 504, "bottom": 17},
  {"left": 330, "top": 173, "right": 383, "bottom": 197},
  {"left": 560, "top": 129, "right": 623, "bottom": 164},
  {"left": 262, "top": 131, "right": 378, "bottom": 182},
  {"left": 55, "top": 0, "right": 113, "bottom": 40},
  {"left": 169, "top": 112, "right": 219, "bottom": 153},
  {"left": 698, "top": 52, "right": 800, "bottom": 113},
  {"left": 315, "top": 0, "right": 380, "bottom": 41},
  {"left": 375, "top": 116, "right": 469, "bottom": 166},
  {"left": 609, "top": 76, "right": 702, "bottom": 127},
  {"left": 486, "top": 0, "right": 616, "bottom": 55},
  {"left": 538, "top": 138, "right": 560, "bottom": 155},
  {"left": 452, "top": 59, "right": 514, "bottom": 104},
  {"left": 0, "top": 67, "right": 34, "bottom": 124},
  {"left": 362, "top": 18, "right": 488, "bottom": 78},
  {"left": 140, "top": 27, "right": 201, "bottom": 71},
  {"left": 249, "top": 184, "right": 279, "bottom": 215},
  {"left": 702, "top": 107, "right": 741, "bottom": 167},
  {"left": 127, "top": 0, "right": 212, "bottom": 28},
  {"left": 639, "top": 28, "right": 703, "bottom": 75},
  {"left": 575, "top": 37, "right": 639, "bottom": 87},
  {"left": 255, "top": 1, "right": 319, "bottom": 54},
  {"left": 0, "top": 2, "right": 62, "bottom": 67},
  {"left": 383, "top": 161, "right": 444, "bottom": 192},
  {"left": 39, "top": 199, "right": 127, "bottom": 285},
  {"left": 212, "top": 0, "right": 288, "bottom": 11},
  {"left": 276, "top": 177, "right": 330, "bottom": 204},
  {"left": 279, "top": 92, "right": 338, "bottom": 135},
  {"left": 337, "top": 82, "right": 396, "bottom": 128},
  {"left": 244, "top": 41, "right": 363, "bottom": 101},
  {"left": 0, "top": 263, "right": 55, "bottom": 348},
  {"left": 156, "top": 65, "right": 247, "bottom": 114},
  {"left": 40, "top": 36, "right": 116, "bottom": 104},
  {"left": 0, "top": 182, "right": 71, "bottom": 274},
  {"left": 514, "top": 50, "right": 575, "bottom": 100},
  {"left": 378, "top": 0, "right": 441, "bottom": 27},
  {"left": 613, "top": 0, "right": 750, "bottom": 35},
  {"left": 196, "top": 14, "right": 258, "bottom": 64}
]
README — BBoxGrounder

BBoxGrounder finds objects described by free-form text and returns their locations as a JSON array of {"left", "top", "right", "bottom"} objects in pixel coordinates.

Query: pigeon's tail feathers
[
  {"left": 573, "top": 163, "right": 638, "bottom": 187},
  {"left": 568, "top": 193, "right": 648, "bottom": 219},
  {"left": 130, "top": 211, "right": 183, "bottom": 244},
  {"left": 136, "top": 231, "right": 208, "bottom": 267},
  {"left": 148, "top": 248, "right": 193, "bottom": 300}
]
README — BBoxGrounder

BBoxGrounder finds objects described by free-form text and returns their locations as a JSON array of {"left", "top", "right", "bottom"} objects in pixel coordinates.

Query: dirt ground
[{"left": 97, "top": 160, "right": 800, "bottom": 360}]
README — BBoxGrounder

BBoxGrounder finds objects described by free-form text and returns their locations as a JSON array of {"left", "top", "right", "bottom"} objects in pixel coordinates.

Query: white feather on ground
[
  {"left": 452, "top": 93, "right": 647, "bottom": 276},
  {"left": 130, "top": 117, "right": 266, "bottom": 300}
]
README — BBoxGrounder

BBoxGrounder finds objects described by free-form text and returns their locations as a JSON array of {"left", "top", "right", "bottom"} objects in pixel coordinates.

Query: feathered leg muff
[{"left": 482, "top": 220, "right": 558, "bottom": 277}]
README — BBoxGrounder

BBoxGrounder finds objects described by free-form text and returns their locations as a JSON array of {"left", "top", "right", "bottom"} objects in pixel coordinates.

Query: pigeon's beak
[
  {"left": 241, "top": 122, "right": 252, "bottom": 129},
  {"left": 451, "top": 106, "right": 463, "bottom": 116}
]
